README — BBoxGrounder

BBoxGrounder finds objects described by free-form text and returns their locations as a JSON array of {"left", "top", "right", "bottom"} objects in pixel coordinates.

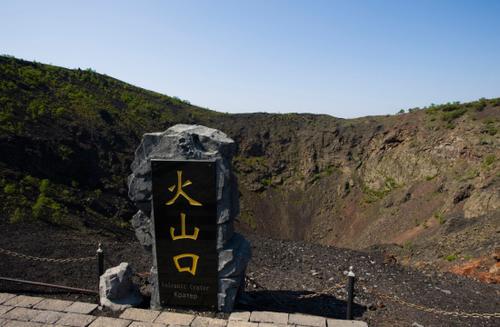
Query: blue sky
[{"left": 1, "top": 0, "right": 499, "bottom": 118}]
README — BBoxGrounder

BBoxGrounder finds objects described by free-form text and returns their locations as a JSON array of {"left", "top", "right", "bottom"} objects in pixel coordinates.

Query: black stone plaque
[{"left": 151, "top": 159, "right": 218, "bottom": 309}]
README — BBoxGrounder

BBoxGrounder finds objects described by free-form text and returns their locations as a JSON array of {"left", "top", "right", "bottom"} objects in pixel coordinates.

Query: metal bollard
[
  {"left": 346, "top": 266, "right": 355, "bottom": 320},
  {"left": 97, "top": 243, "right": 104, "bottom": 289}
]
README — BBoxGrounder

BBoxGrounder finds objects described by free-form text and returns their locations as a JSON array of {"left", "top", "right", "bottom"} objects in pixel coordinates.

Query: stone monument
[{"left": 128, "top": 124, "right": 251, "bottom": 312}]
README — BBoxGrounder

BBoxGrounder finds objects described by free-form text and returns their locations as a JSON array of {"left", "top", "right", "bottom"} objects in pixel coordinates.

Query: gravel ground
[{"left": 0, "top": 220, "right": 498, "bottom": 327}]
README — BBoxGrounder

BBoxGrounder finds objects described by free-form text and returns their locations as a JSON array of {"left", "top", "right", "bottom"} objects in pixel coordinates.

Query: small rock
[
  {"left": 489, "top": 262, "right": 500, "bottom": 274},
  {"left": 99, "top": 262, "right": 142, "bottom": 311},
  {"left": 441, "top": 289, "right": 451, "bottom": 295},
  {"left": 492, "top": 248, "right": 500, "bottom": 261}
]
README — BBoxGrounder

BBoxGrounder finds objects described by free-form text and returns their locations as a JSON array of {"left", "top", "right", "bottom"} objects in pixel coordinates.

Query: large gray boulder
[{"left": 128, "top": 124, "right": 251, "bottom": 312}]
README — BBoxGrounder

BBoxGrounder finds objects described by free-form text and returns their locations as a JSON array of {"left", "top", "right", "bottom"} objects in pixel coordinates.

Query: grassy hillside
[
  {"left": 0, "top": 55, "right": 222, "bottom": 229},
  {"left": 1, "top": 55, "right": 499, "bottom": 271}
]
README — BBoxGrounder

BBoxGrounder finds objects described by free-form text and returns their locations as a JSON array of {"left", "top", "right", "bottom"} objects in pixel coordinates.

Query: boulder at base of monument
[{"left": 99, "top": 262, "right": 143, "bottom": 311}]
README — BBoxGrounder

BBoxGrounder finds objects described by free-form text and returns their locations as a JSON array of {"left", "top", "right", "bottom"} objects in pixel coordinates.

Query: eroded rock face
[
  {"left": 99, "top": 262, "right": 142, "bottom": 311},
  {"left": 128, "top": 124, "right": 251, "bottom": 312}
]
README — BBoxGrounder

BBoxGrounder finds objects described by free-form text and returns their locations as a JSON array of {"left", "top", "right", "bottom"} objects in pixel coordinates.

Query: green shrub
[
  {"left": 444, "top": 121, "right": 455, "bottom": 129},
  {"left": 460, "top": 169, "right": 479, "bottom": 181},
  {"left": 9, "top": 208, "right": 24, "bottom": 224},
  {"left": 362, "top": 177, "right": 400, "bottom": 203},
  {"left": 441, "top": 108, "right": 467, "bottom": 122},
  {"left": 445, "top": 254, "right": 458, "bottom": 262},
  {"left": 3, "top": 183, "right": 16, "bottom": 194},
  {"left": 424, "top": 101, "right": 468, "bottom": 124},
  {"left": 434, "top": 212, "right": 445, "bottom": 225},
  {"left": 32, "top": 194, "right": 65, "bottom": 224},
  {"left": 39, "top": 179, "right": 50, "bottom": 194},
  {"left": 483, "top": 155, "right": 496, "bottom": 167},
  {"left": 58, "top": 145, "right": 73, "bottom": 160},
  {"left": 239, "top": 210, "right": 257, "bottom": 229},
  {"left": 324, "top": 166, "right": 336, "bottom": 176},
  {"left": 22, "top": 175, "right": 37, "bottom": 185},
  {"left": 261, "top": 178, "right": 272, "bottom": 186},
  {"left": 403, "top": 241, "right": 413, "bottom": 252},
  {"left": 482, "top": 120, "right": 498, "bottom": 136}
]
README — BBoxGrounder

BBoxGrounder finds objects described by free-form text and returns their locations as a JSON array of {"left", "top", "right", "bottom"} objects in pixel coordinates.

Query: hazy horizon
[{"left": 2, "top": 0, "right": 500, "bottom": 118}]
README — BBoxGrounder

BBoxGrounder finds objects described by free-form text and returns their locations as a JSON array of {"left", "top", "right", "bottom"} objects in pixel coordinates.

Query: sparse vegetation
[
  {"left": 1, "top": 173, "right": 74, "bottom": 226},
  {"left": 482, "top": 155, "right": 496, "bottom": 168},
  {"left": 425, "top": 174, "right": 437, "bottom": 181},
  {"left": 445, "top": 254, "right": 458, "bottom": 262},
  {"left": 362, "top": 177, "right": 400, "bottom": 203},
  {"left": 460, "top": 168, "right": 479, "bottom": 181},
  {"left": 261, "top": 178, "right": 272, "bottom": 187},
  {"left": 434, "top": 212, "right": 446, "bottom": 225},
  {"left": 482, "top": 119, "right": 498, "bottom": 136},
  {"left": 403, "top": 241, "right": 414, "bottom": 253},
  {"left": 235, "top": 156, "right": 267, "bottom": 168},
  {"left": 422, "top": 99, "right": 500, "bottom": 126},
  {"left": 9, "top": 208, "right": 24, "bottom": 224},
  {"left": 3, "top": 183, "right": 16, "bottom": 194},
  {"left": 32, "top": 193, "right": 65, "bottom": 224},
  {"left": 310, "top": 166, "right": 338, "bottom": 184},
  {"left": 239, "top": 210, "right": 257, "bottom": 230}
]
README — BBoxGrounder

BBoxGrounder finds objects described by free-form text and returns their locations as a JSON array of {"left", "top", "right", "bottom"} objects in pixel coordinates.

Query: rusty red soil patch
[{"left": 449, "top": 257, "right": 500, "bottom": 284}]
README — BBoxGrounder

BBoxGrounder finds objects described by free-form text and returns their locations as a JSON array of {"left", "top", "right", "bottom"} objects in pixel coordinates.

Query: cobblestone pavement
[{"left": 0, "top": 293, "right": 367, "bottom": 327}]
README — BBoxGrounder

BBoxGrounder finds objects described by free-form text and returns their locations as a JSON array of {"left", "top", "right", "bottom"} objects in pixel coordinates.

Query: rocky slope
[
  {"left": 0, "top": 55, "right": 498, "bottom": 273},
  {"left": 219, "top": 107, "right": 500, "bottom": 273}
]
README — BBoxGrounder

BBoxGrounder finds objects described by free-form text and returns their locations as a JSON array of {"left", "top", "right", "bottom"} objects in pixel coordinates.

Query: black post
[
  {"left": 97, "top": 243, "right": 104, "bottom": 288},
  {"left": 346, "top": 266, "right": 355, "bottom": 320}
]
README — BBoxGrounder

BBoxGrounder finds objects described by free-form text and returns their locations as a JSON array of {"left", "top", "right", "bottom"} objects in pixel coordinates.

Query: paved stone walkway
[{"left": 0, "top": 293, "right": 367, "bottom": 327}]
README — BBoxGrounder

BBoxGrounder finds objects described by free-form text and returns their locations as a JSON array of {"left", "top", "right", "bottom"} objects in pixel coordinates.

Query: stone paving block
[
  {"left": 57, "top": 312, "right": 96, "bottom": 327},
  {"left": 227, "top": 321, "right": 259, "bottom": 327},
  {"left": 34, "top": 299, "right": 74, "bottom": 311},
  {"left": 0, "top": 305, "right": 13, "bottom": 315},
  {"left": 120, "top": 308, "right": 160, "bottom": 322},
  {"left": 326, "top": 319, "right": 368, "bottom": 327},
  {"left": 1, "top": 307, "right": 40, "bottom": 321},
  {"left": 32, "top": 309, "right": 64, "bottom": 323},
  {"left": 154, "top": 312, "right": 195, "bottom": 326},
  {"left": 191, "top": 316, "right": 227, "bottom": 327},
  {"left": 88, "top": 316, "right": 132, "bottom": 327},
  {"left": 258, "top": 323, "right": 289, "bottom": 327},
  {"left": 228, "top": 312, "right": 251, "bottom": 322},
  {"left": 249, "top": 311, "right": 288, "bottom": 325},
  {"left": 3, "top": 320, "right": 44, "bottom": 327},
  {"left": 129, "top": 322, "right": 167, "bottom": 327},
  {"left": 64, "top": 302, "right": 98, "bottom": 315},
  {"left": 289, "top": 313, "right": 326, "bottom": 327},
  {"left": 3, "top": 295, "right": 44, "bottom": 308},
  {"left": 0, "top": 294, "right": 16, "bottom": 305}
]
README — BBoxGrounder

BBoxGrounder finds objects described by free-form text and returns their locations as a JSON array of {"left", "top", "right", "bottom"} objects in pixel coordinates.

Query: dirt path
[{"left": 0, "top": 221, "right": 498, "bottom": 327}]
